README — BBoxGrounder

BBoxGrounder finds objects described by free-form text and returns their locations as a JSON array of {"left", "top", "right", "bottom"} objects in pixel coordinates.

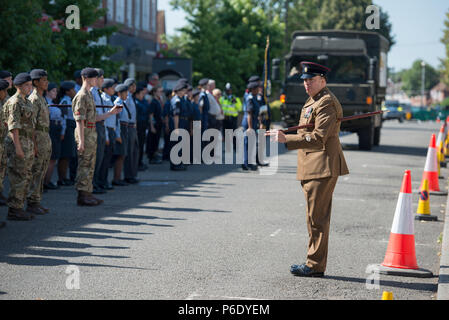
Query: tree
[
  {"left": 170, "top": 0, "right": 284, "bottom": 94},
  {"left": 0, "top": 1, "right": 121, "bottom": 83},
  {"left": 441, "top": 9, "right": 449, "bottom": 86},
  {"left": 401, "top": 60, "right": 440, "bottom": 97}
]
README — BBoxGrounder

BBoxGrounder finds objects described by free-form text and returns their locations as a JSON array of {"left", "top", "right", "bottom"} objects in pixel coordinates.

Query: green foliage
[
  {"left": 400, "top": 60, "right": 440, "bottom": 97},
  {"left": 170, "top": 0, "right": 284, "bottom": 95},
  {"left": 0, "top": 0, "right": 121, "bottom": 83},
  {"left": 441, "top": 10, "right": 449, "bottom": 87}
]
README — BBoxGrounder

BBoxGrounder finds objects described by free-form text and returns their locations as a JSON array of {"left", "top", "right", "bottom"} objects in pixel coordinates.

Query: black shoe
[
  {"left": 257, "top": 162, "right": 270, "bottom": 167},
  {"left": 290, "top": 264, "right": 324, "bottom": 277},
  {"left": 149, "top": 158, "right": 162, "bottom": 164},
  {"left": 170, "top": 164, "right": 186, "bottom": 171},
  {"left": 44, "top": 182, "right": 59, "bottom": 190},
  {"left": 101, "top": 183, "right": 114, "bottom": 190},
  {"left": 0, "top": 221, "right": 6, "bottom": 228},
  {"left": 57, "top": 180, "right": 70, "bottom": 187},
  {"left": 125, "top": 178, "right": 140, "bottom": 184},
  {"left": 112, "top": 180, "right": 128, "bottom": 186},
  {"left": 63, "top": 179, "right": 75, "bottom": 186},
  {"left": 249, "top": 164, "right": 258, "bottom": 171},
  {"left": 242, "top": 165, "right": 249, "bottom": 171},
  {"left": 138, "top": 164, "right": 148, "bottom": 171},
  {"left": 93, "top": 186, "right": 107, "bottom": 194}
]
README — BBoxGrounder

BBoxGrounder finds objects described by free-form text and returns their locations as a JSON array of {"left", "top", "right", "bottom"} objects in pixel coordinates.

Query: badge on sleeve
[{"left": 305, "top": 135, "right": 312, "bottom": 142}]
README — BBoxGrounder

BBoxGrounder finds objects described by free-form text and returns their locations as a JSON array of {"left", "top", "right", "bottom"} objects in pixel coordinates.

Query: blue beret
[
  {"left": 247, "top": 81, "right": 259, "bottom": 90},
  {"left": 0, "top": 70, "right": 12, "bottom": 79},
  {"left": 248, "top": 75, "right": 260, "bottom": 83},
  {"left": 47, "top": 82, "right": 58, "bottom": 92},
  {"left": 81, "top": 68, "right": 99, "bottom": 78},
  {"left": 300, "top": 61, "right": 331, "bottom": 79},
  {"left": 115, "top": 84, "right": 128, "bottom": 93},
  {"left": 95, "top": 68, "right": 104, "bottom": 77},
  {"left": 13, "top": 73, "right": 32, "bottom": 86},
  {"left": 192, "top": 88, "right": 201, "bottom": 97},
  {"left": 30, "top": 69, "right": 48, "bottom": 80},
  {"left": 174, "top": 81, "right": 188, "bottom": 92},
  {"left": 0, "top": 79, "right": 9, "bottom": 91},
  {"left": 124, "top": 78, "right": 136, "bottom": 87},
  {"left": 60, "top": 81, "right": 75, "bottom": 91},
  {"left": 102, "top": 78, "right": 115, "bottom": 89}
]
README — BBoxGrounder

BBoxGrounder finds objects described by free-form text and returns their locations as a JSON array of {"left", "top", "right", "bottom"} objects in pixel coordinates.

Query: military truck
[
  {"left": 152, "top": 58, "right": 193, "bottom": 91},
  {"left": 273, "top": 30, "right": 390, "bottom": 150}
]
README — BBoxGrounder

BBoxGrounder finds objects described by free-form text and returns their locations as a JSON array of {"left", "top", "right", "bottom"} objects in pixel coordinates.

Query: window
[
  {"left": 107, "top": 0, "right": 114, "bottom": 21},
  {"left": 142, "top": 0, "right": 150, "bottom": 31},
  {"left": 151, "top": 0, "right": 157, "bottom": 33},
  {"left": 127, "top": 0, "right": 133, "bottom": 28},
  {"left": 134, "top": 0, "right": 141, "bottom": 30},
  {"left": 116, "top": 0, "right": 125, "bottom": 23}
]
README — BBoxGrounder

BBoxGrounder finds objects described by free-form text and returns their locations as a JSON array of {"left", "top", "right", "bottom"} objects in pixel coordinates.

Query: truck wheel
[
  {"left": 358, "top": 125, "right": 374, "bottom": 151},
  {"left": 373, "top": 127, "right": 381, "bottom": 146}
]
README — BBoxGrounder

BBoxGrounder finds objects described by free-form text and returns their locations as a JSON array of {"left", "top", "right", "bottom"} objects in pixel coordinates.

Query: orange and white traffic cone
[
  {"left": 373, "top": 170, "right": 433, "bottom": 278},
  {"left": 437, "top": 124, "right": 447, "bottom": 169},
  {"left": 420, "top": 134, "right": 447, "bottom": 195},
  {"left": 415, "top": 179, "right": 438, "bottom": 221}
]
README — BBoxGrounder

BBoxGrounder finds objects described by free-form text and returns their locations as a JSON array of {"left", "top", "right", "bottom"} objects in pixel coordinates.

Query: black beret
[
  {"left": 13, "top": 73, "right": 32, "bottom": 86},
  {"left": 81, "top": 68, "right": 99, "bottom": 78},
  {"left": 74, "top": 70, "right": 81, "bottom": 79},
  {"left": 124, "top": 78, "right": 136, "bottom": 87},
  {"left": 300, "top": 61, "right": 331, "bottom": 79},
  {"left": 115, "top": 84, "right": 128, "bottom": 93},
  {"left": 60, "top": 81, "right": 76, "bottom": 91},
  {"left": 198, "top": 78, "right": 209, "bottom": 86},
  {"left": 192, "top": 89, "right": 201, "bottom": 97},
  {"left": 0, "top": 79, "right": 9, "bottom": 91},
  {"left": 102, "top": 78, "right": 115, "bottom": 89},
  {"left": 247, "top": 81, "right": 259, "bottom": 90},
  {"left": 30, "top": 69, "right": 48, "bottom": 80},
  {"left": 95, "top": 68, "right": 104, "bottom": 77},
  {"left": 47, "top": 82, "right": 58, "bottom": 92},
  {"left": 0, "top": 70, "right": 12, "bottom": 79}
]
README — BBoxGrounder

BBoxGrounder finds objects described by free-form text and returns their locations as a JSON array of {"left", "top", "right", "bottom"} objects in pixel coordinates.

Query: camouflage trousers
[
  {"left": 75, "top": 129, "right": 97, "bottom": 193},
  {"left": 6, "top": 137, "right": 35, "bottom": 209},
  {"left": 0, "top": 144, "right": 6, "bottom": 195},
  {"left": 27, "top": 132, "right": 52, "bottom": 205}
]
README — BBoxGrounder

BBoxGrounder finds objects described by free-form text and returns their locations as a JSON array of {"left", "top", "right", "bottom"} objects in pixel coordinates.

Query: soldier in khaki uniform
[
  {"left": 4, "top": 73, "right": 36, "bottom": 221},
  {"left": 72, "top": 68, "right": 121, "bottom": 206},
  {"left": 268, "top": 62, "right": 349, "bottom": 277},
  {"left": 0, "top": 79, "right": 10, "bottom": 227},
  {"left": 0, "top": 71, "right": 13, "bottom": 206},
  {"left": 27, "top": 69, "right": 52, "bottom": 215}
]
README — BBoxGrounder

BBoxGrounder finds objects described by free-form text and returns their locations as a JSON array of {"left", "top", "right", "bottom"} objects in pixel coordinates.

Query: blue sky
[{"left": 159, "top": 0, "right": 448, "bottom": 72}]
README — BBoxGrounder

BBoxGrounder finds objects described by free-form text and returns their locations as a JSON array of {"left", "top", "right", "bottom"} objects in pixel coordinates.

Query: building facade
[{"left": 96, "top": 0, "right": 160, "bottom": 81}]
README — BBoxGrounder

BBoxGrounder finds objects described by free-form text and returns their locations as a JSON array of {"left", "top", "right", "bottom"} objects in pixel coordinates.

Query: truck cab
[{"left": 274, "top": 30, "right": 390, "bottom": 150}]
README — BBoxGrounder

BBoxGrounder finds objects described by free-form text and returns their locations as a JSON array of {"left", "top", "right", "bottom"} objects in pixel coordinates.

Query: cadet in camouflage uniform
[
  {"left": 0, "top": 79, "right": 9, "bottom": 227},
  {"left": 72, "top": 68, "right": 121, "bottom": 206},
  {"left": 0, "top": 71, "right": 13, "bottom": 206},
  {"left": 27, "top": 69, "right": 52, "bottom": 215},
  {"left": 4, "top": 73, "right": 36, "bottom": 221}
]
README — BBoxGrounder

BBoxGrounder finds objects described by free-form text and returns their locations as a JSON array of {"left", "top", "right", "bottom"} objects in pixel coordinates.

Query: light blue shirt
[
  {"left": 59, "top": 95, "right": 75, "bottom": 121},
  {"left": 116, "top": 97, "right": 130, "bottom": 124},
  {"left": 102, "top": 92, "right": 120, "bottom": 140},
  {"left": 46, "top": 96, "right": 67, "bottom": 135},
  {"left": 125, "top": 92, "right": 137, "bottom": 124}
]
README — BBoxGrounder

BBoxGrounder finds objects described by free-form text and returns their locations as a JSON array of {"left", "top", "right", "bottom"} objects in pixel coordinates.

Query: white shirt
[{"left": 206, "top": 91, "right": 224, "bottom": 120}]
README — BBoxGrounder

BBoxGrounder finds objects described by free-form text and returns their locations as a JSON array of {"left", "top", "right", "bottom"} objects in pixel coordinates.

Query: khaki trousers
[{"left": 301, "top": 176, "right": 338, "bottom": 273}]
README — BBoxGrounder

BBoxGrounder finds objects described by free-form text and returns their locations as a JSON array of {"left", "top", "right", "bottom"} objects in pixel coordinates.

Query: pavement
[
  {"left": 0, "top": 120, "right": 447, "bottom": 300},
  {"left": 438, "top": 176, "right": 449, "bottom": 300}
]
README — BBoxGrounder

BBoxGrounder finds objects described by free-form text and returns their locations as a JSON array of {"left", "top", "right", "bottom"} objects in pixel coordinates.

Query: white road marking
[{"left": 270, "top": 229, "right": 282, "bottom": 237}]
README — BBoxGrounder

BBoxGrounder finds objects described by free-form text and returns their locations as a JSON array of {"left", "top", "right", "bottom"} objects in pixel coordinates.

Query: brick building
[{"left": 95, "top": 0, "right": 161, "bottom": 81}]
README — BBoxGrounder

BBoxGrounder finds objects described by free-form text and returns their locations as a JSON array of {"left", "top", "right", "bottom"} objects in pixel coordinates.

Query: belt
[
  {"left": 50, "top": 120, "right": 63, "bottom": 126},
  {"left": 86, "top": 122, "right": 96, "bottom": 129},
  {"left": 179, "top": 117, "right": 190, "bottom": 121},
  {"left": 97, "top": 121, "right": 105, "bottom": 125},
  {"left": 128, "top": 123, "right": 136, "bottom": 128},
  {"left": 120, "top": 121, "right": 129, "bottom": 127},
  {"left": 19, "top": 130, "right": 33, "bottom": 138},
  {"left": 35, "top": 125, "right": 49, "bottom": 133}
]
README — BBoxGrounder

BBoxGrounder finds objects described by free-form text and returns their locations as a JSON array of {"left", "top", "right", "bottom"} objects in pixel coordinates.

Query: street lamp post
[{"left": 421, "top": 61, "right": 426, "bottom": 107}]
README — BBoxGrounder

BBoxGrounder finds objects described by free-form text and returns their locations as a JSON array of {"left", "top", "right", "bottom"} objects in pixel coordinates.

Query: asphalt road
[{"left": 0, "top": 120, "right": 445, "bottom": 300}]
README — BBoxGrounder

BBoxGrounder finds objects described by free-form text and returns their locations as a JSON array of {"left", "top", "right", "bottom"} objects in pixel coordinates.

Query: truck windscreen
[{"left": 287, "top": 56, "right": 368, "bottom": 84}]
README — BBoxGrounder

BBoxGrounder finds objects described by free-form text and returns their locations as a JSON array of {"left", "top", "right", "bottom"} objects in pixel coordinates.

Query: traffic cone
[
  {"left": 373, "top": 170, "right": 433, "bottom": 278},
  {"left": 445, "top": 117, "right": 449, "bottom": 157},
  {"left": 437, "top": 124, "right": 447, "bottom": 169},
  {"left": 382, "top": 291, "right": 394, "bottom": 300},
  {"left": 420, "top": 134, "right": 447, "bottom": 195},
  {"left": 415, "top": 179, "right": 438, "bottom": 221}
]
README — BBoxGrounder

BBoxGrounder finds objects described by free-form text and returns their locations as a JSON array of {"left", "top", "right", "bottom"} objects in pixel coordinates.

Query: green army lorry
[{"left": 273, "top": 30, "right": 390, "bottom": 150}]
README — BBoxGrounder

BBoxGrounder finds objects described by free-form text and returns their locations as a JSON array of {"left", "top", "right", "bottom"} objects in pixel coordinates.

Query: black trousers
[
  {"left": 98, "top": 127, "right": 116, "bottom": 187},
  {"left": 147, "top": 123, "right": 162, "bottom": 160},
  {"left": 93, "top": 122, "right": 106, "bottom": 187},
  {"left": 137, "top": 121, "right": 148, "bottom": 166}
]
